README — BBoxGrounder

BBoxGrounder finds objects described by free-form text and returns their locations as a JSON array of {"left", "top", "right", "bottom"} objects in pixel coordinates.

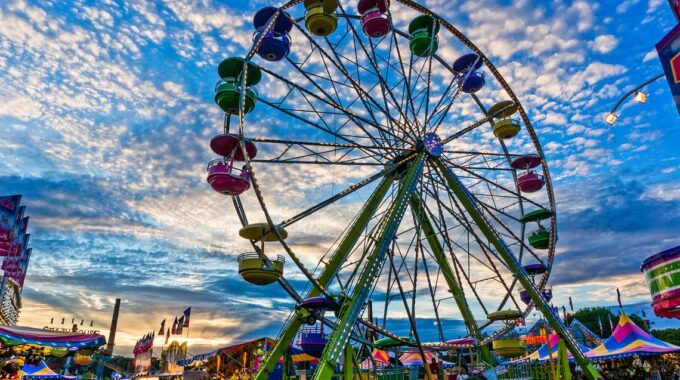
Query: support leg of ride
[
  {"left": 254, "top": 176, "right": 394, "bottom": 380},
  {"left": 432, "top": 158, "right": 602, "bottom": 380},
  {"left": 312, "top": 154, "right": 426, "bottom": 380}
]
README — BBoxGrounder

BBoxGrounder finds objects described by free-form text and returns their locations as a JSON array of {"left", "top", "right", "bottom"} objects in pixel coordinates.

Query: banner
[
  {"left": 0, "top": 196, "right": 21, "bottom": 256},
  {"left": 657, "top": 23, "right": 680, "bottom": 114},
  {"left": 134, "top": 349, "right": 152, "bottom": 375}
]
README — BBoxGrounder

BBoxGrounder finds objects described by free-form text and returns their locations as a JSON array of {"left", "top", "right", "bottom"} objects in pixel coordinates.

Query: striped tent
[
  {"left": 399, "top": 351, "right": 435, "bottom": 366},
  {"left": 586, "top": 311, "right": 680, "bottom": 360}
]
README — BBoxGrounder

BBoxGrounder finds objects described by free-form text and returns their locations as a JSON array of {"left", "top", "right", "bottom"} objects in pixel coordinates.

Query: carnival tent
[
  {"left": 22, "top": 360, "right": 74, "bottom": 379},
  {"left": 586, "top": 311, "right": 680, "bottom": 360},
  {"left": 0, "top": 325, "right": 105, "bottom": 349}
]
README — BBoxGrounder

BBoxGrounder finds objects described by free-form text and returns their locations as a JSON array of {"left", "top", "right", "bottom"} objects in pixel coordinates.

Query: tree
[{"left": 565, "top": 307, "right": 645, "bottom": 338}]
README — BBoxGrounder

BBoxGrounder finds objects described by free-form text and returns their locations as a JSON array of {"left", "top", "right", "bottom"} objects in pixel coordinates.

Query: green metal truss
[
  {"left": 432, "top": 158, "right": 602, "bottom": 380},
  {"left": 311, "top": 153, "right": 426, "bottom": 379},
  {"left": 253, "top": 173, "right": 395, "bottom": 380}
]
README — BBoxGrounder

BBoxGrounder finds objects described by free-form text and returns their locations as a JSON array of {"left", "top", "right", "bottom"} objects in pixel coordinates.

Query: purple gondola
[{"left": 253, "top": 7, "right": 293, "bottom": 61}]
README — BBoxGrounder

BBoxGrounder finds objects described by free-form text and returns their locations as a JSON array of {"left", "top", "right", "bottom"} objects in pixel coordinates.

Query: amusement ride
[{"left": 204, "top": 0, "right": 602, "bottom": 379}]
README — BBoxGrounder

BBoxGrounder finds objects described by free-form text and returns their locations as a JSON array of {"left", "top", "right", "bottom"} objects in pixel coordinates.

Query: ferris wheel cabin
[
  {"left": 488, "top": 100, "right": 521, "bottom": 139},
  {"left": 253, "top": 7, "right": 293, "bottom": 61},
  {"left": 358, "top": 0, "right": 391, "bottom": 38},
  {"left": 493, "top": 337, "right": 527, "bottom": 358},
  {"left": 511, "top": 154, "right": 545, "bottom": 193},
  {"left": 487, "top": 309, "right": 523, "bottom": 322},
  {"left": 206, "top": 159, "right": 251, "bottom": 196},
  {"left": 522, "top": 262, "right": 548, "bottom": 276},
  {"left": 519, "top": 288, "right": 553, "bottom": 304},
  {"left": 452, "top": 53, "right": 486, "bottom": 93},
  {"left": 304, "top": 0, "right": 339, "bottom": 37},
  {"left": 206, "top": 134, "right": 257, "bottom": 196},
  {"left": 408, "top": 15, "right": 439, "bottom": 57},
  {"left": 215, "top": 57, "right": 262, "bottom": 115},
  {"left": 236, "top": 223, "right": 288, "bottom": 285}
]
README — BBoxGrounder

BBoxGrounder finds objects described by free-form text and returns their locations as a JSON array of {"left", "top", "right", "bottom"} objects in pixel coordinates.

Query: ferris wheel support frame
[
  {"left": 410, "top": 195, "right": 492, "bottom": 364},
  {"left": 432, "top": 159, "right": 602, "bottom": 380},
  {"left": 253, "top": 173, "right": 396, "bottom": 380},
  {"left": 312, "top": 153, "right": 426, "bottom": 380}
]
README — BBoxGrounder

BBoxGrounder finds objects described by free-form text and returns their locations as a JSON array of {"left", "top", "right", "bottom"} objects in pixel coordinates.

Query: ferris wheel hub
[{"left": 416, "top": 132, "right": 443, "bottom": 157}]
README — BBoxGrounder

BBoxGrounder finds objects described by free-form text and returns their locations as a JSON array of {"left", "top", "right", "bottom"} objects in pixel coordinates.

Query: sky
[{"left": 1, "top": 0, "right": 680, "bottom": 357}]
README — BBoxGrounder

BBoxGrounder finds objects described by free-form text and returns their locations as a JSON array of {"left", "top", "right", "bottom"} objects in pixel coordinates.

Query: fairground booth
[
  {"left": 0, "top": 325, "right": 105, "bottom": 379},
  {"left": 178, "top": 337, "right": 323, "bottom": 380}
]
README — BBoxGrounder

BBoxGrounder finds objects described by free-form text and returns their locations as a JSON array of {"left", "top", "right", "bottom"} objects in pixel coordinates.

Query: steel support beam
[
  {"left": 312, "top": 154, "right": 426, "bottom": 379},
  {"left": 254, "top": 174, "right": 395, "bottom": 380},
  {"left": 432, "top": 158, "right": 601, "bottom": 379}
]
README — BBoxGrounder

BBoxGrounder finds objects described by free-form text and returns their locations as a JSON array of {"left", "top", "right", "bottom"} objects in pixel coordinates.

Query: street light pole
[{"left": 604, "top": 72, "right": 665, "bottom": 124}]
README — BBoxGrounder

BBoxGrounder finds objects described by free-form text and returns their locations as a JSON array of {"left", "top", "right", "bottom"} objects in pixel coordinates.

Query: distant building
[{"left": 0, "top": 195, "right": 34, "bottom": 325}]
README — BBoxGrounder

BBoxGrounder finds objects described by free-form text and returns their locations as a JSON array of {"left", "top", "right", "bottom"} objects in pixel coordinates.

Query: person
[{"left": 429, "top": 357, "right": 440, "bottom": 380}]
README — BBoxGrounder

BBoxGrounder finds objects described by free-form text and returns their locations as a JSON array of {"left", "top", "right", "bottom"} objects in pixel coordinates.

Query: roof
[
  {"left": 0, "top": 325, "right": 105, "bottom": 349},
  {"left": 587, "top": 311, "right": 680, "bottom": 360}
]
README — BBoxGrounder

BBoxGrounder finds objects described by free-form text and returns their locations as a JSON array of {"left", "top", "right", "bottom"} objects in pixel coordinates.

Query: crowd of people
[{"left": 572, "top": 354, "right": 680, "bottom": 380}]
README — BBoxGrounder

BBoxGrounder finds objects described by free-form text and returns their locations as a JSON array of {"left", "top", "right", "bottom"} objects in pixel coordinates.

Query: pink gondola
[
  {"left": 517, "top": 171, "right": 545, "bottom": 193},
  {"left": 207, "top": 160, "right": 251, "bottom": 196},
  {"left": 358, "top": 0, "right": 390, "bottom": 38},
  {"left": 510, "top": 154, "right": 542, "bottom": 170},
  {"left": 210, "top": 134, "right": 258, "bottom": 161}
]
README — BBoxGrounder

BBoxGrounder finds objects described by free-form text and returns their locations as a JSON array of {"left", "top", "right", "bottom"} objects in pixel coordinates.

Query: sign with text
[{"left": 657, "top": 23, "right": 680, "bottom": 114}]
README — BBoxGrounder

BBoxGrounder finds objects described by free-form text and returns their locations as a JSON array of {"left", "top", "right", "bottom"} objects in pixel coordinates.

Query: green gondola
[{"left": 519, "top": 208, "right": 553, "bottom": 224}]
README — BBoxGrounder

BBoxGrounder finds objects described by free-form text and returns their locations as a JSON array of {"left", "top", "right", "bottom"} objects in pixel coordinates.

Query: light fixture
[
  {"left": 634, "top": 91, "right": 647, "bottom": 104},
  {"left": 604, "top": 113, "right": 618, "bottom": 125}
]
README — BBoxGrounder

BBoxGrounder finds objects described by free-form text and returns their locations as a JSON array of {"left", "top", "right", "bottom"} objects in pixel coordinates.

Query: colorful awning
[
  {"left": 0, "top": 325, "right": 105, "bottom": 349},
  {"left": 23, "top": 360, "right": 74, "bottom": 379}
]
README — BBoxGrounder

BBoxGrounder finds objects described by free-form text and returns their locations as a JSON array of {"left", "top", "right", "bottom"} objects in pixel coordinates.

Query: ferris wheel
[{"left": 204, "top": 0, "right": 602, "bottom": 379}]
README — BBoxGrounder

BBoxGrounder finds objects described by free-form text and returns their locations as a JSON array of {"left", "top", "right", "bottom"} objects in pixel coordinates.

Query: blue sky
[{"left": 1, "top": 0, "right": 680, "bottom": 356}]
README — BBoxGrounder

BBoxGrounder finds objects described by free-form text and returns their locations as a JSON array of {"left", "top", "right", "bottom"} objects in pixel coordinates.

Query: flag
[
  {"left": 616, "top": 288, "right": 623, "bottom": 309},
  {"left": 172, "top": 316, "right": 178, "bottom": 334},
  {"left": 177, "top": 316, "right": 184, "bottom": 334},
  {"left": 598, "top": 316, "right": 604, "bottom": 336},
  {"left": 159, "top": 319, "right": 166, "bottom": 336},
  {"left": 90, "top": 320, "right": 94, "bottom": 327},
  {"left": 50, "top": 317, "right": 53, "bottom": 324},
  {"left": 568, "top": 297, "right": 574, "bottom": 312},
  {"left": 608, "top": 313, "right": 615, "bottom": 333},
  {"left": 71, "top": 318, "right": 75, "bottom": 324},
  {"left": 165, "top": 329, "right": 171, "bottom": 345},
  {"left": 81, "top": 320, "right": 84, "bottom": 325},
  {"left": 641, "top": 308, "right": 647, "bottom": 318},
  {"left": 61, "top": 318, "right": 65, "bottom": 325},
  {"left": 183, "top": 307, "right": 191, "bottom": 328},
  {"left": 562, "top": 305, "right": 567, "bottom": 321}
]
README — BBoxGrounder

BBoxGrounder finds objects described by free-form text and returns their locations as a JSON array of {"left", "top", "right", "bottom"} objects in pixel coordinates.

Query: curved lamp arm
[{"left": 605, "top": 72, "right": 665, "bottom": 124}]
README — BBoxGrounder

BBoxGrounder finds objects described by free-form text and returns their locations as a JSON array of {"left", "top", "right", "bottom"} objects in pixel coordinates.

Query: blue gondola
[
  {"left": 453, "top": 53, "right": 486, "bottom": 93},
  {"left": 253, "top": 7, "right": 293, "bottom": 61}
]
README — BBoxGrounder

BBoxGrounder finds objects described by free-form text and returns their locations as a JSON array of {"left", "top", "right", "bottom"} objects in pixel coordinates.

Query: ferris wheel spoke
[
  {"left": 320, "top": 39, "right": 404, "bottom": 150},
  {"left": 442, "top": 158, "right": 546, "bottom": 210},
  {"left": 278, "top": 166, "right": 392, "bottom": 228},
  {"left": 260, "top": 66, "right": 401, "bottom": 147},
  {"left": 280, "top": 61, "right": 390, "bottom": 148}
]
